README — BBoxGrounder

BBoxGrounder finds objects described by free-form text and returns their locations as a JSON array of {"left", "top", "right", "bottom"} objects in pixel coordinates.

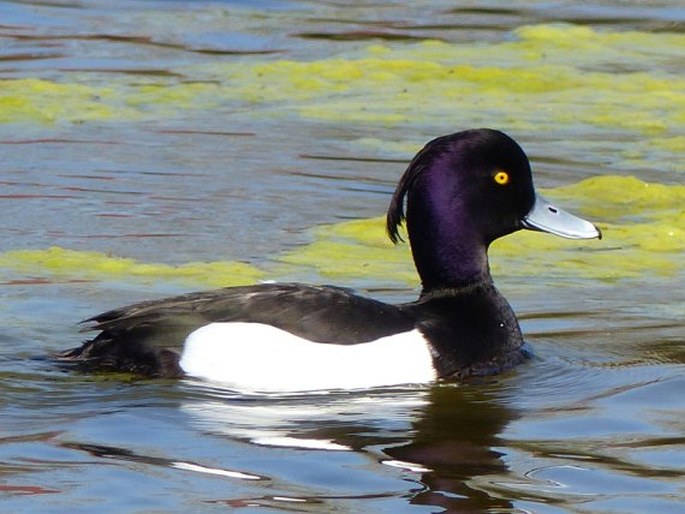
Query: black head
[{"left": 387, "top": 129, "right": 536, "bottom": 290}]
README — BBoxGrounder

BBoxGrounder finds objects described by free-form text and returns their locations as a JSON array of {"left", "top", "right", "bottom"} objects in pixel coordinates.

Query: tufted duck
[{"left": 58, "top": 129, "right": 601, "bottom": 391}]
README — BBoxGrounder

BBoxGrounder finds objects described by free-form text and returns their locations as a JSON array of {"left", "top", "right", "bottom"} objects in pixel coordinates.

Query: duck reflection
[
  {"left": 181, "top": 380, "right": 516, "bottom": 512},
  {"left": 385, "top": 384, "right": 515, "bottom": 512}
]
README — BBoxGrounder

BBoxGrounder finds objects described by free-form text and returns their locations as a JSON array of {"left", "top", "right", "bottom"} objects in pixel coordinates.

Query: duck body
[
  {"left": 63, "top": 280, "right": 523, "bottom": 390},
  {"left": 59, "top": 129, "right": 600, "bottom": 391}
]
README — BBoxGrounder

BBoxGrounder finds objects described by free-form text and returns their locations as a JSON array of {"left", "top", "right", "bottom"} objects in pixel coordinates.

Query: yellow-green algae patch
[
  {"left": 549, "top": 175, "right": 685, "bottom": 221},
  {"left": 277, "top": 217, "right": 416, "bottom": 286},
  {"left": 278, "top": 176, "right": 684, "bottom": 284},
  {"left": 2, "top": 24, "right": 683, "bottom": 141},
  {"left": 1, "top": 178, "right": 681, "bottom": 287},
  {"left": 199, "top": 53, "right": 683, "bottom": 134},
  {"left": 185, "top": 23, "right": 685, "bottom": 134},
  {"left": 0, "top": 79, "right": 122, "bottom": 124},
  {"left": 0, "top": 78, "right": 228, "bottom": 124},
  {"left": 0, "top": 247, "right": 264, "bottom": 287}
]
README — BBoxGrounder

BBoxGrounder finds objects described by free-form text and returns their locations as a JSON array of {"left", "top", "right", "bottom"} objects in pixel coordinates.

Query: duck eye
[{"left": 494, "top": 170, "right": 510, "bottom": 186}]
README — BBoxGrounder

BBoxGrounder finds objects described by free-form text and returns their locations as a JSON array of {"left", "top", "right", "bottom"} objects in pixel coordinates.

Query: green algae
[
  {"left": 185, "top": 23, "right": 685, "bottom": 136},
  {"left": 2, "top": 24, "right": 683, "bottom": 140},
  {"left": 0, "top": 79, "right": 121, "bottom": 124},
  {"left": 549, "top": 175, "right": 685, "bottom": 221},
  {"left": 0, "top": 247, "right": 264, "bottom": 287},
  {"left": 0, "top": 177, "right": 681, "bottom": 287},
  {"left": 277, "top": 217, "right": 416, "bottom": 286},
  {"left": 278, "top": 176, "right": 684, "bottom": 285}
]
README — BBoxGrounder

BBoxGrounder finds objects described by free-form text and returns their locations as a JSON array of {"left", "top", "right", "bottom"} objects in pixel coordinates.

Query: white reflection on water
[{"left": 181, "top": 383, "right": 430, "bottom": 451}]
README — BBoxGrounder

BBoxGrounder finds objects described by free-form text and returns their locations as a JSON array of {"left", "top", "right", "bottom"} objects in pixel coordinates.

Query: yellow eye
[{"left": 494, "top": 170, "right": 510, "bottom": 185}]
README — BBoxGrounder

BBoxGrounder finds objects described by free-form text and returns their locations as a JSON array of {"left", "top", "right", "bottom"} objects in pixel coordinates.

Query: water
[{"left": 1, "top": 1, "right": 684, "bottom": 512}]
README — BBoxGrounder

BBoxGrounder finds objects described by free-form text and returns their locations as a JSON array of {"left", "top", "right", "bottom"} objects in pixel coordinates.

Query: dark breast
[{"left": 404, "top": 281, "right": 525, "bottom": 378}]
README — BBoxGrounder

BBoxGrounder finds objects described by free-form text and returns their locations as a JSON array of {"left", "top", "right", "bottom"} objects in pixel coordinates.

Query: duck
[{"left": 58, "top": 128, "right": 601, "bottom": 392}]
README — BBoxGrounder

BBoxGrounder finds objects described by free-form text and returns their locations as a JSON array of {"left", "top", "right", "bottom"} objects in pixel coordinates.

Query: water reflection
[
  {"left": 181, "top": 381, "right": 517, "bottom": 512},
  {"left": 387, "top": 385, "right": 516, "bottom": 512},
  {"left": 180, "top": 384, "right": 431, "bottom": 451},
  {"left": 62, "top": 441, "right": 265, "bottom": 481}
]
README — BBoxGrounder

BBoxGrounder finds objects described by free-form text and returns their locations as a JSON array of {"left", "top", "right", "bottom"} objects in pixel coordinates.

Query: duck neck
[{"left": 408, "top": 215, "right": 492, "bottom": 291}]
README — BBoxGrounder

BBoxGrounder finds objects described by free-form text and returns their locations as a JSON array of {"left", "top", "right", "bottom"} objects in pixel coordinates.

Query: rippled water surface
[{"left": 1, "top": 1, "right": 684, "bottom": 512}]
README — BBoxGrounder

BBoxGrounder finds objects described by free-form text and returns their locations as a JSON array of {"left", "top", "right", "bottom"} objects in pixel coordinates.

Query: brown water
[{"left": 1, "top": 1, "right": 684, "bottom": 512}]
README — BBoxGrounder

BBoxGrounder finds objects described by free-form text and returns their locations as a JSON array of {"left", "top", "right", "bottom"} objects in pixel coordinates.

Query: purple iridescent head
[{"left": 387, "top": 129, "right": 600, "bottom": 291}]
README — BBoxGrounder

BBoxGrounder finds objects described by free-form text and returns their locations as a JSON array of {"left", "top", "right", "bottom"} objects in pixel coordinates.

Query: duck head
[{"left": 387, "top": 129, "right": 600, "bottom": 291}]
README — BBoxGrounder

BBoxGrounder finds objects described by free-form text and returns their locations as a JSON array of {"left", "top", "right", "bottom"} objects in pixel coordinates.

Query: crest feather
[{"left": 386, "top": 134, "right": 455, "bottom": 244}]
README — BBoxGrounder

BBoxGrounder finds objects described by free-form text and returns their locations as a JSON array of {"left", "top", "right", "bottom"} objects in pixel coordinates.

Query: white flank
[{"left": 179, "top": 322, "right": 436, "bottom": 393}]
